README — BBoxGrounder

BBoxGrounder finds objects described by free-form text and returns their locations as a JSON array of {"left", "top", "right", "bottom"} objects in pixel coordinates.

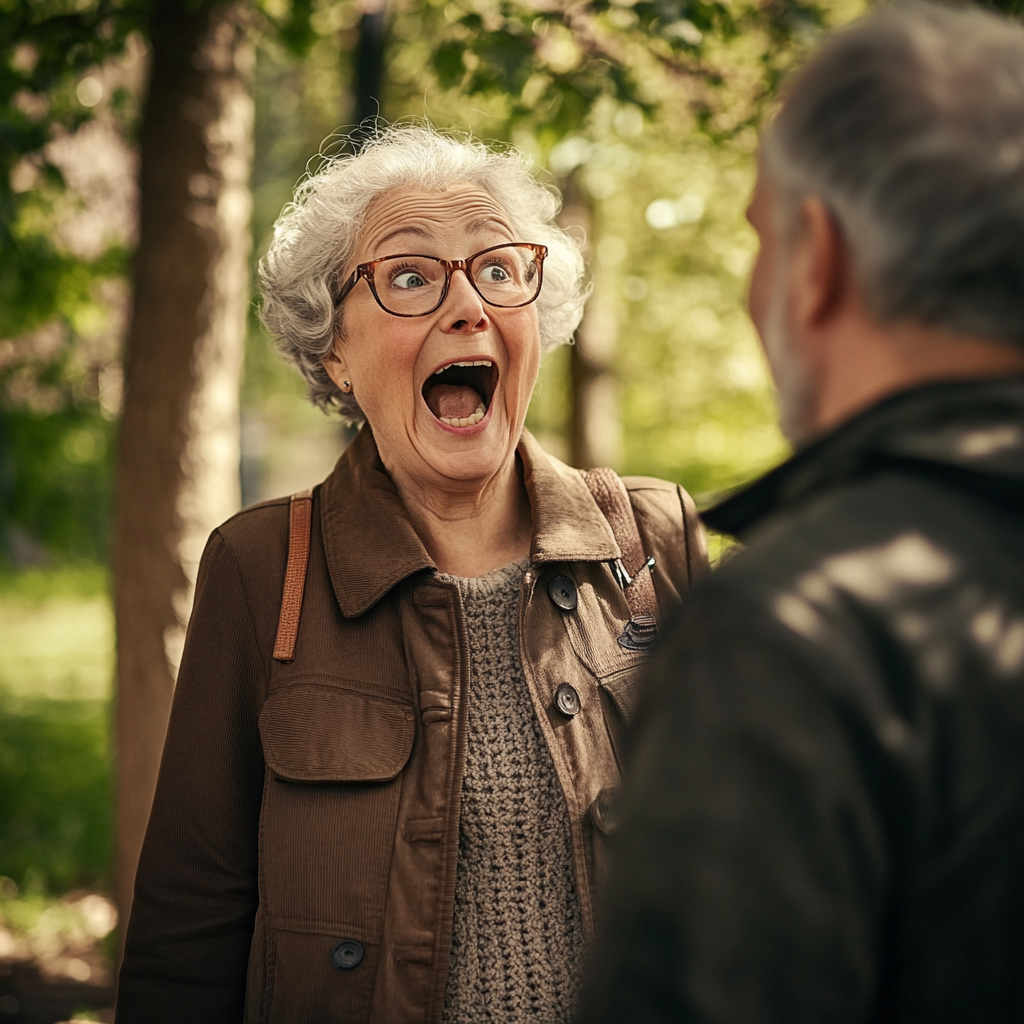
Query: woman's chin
[{"left": 415, "top": 403, "right": 516, "bottom": 482}]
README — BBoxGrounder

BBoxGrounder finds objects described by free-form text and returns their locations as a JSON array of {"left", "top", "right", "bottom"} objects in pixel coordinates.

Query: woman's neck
[{"left": 388, "top": 455, "right": 533, "bottom": 578}]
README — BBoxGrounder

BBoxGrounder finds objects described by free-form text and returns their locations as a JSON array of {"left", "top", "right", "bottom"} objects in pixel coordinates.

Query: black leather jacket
[{"left": 578, "top": 377, "right": 1024, "bottom": 1024}]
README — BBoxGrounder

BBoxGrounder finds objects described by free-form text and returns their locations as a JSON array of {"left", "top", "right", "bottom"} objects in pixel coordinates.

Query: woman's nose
[{"left": 441, "top": 269, "right": 490, "bottom": 334}]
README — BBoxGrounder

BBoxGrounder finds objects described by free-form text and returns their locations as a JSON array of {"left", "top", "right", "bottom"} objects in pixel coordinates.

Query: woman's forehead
[{"left": 356, "top": 184, "right": 515, "bottom": 259}]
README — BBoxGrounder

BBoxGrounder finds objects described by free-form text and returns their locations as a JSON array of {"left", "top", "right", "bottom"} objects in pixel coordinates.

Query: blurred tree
[
  {"left": 0, "top": 0, "right": 139, "bottom": 563},
  {"left": 111, "top": 0, "right": 255, "bottom": 940},
  {"left": 354, "top": 0, "right": 387, "bottom": 127},
  {"left": 110, "top": 0, "right": 330, "bottom": 941},
  {"left": 0, "top": 0, "right": 138, "bottom": 341},
  {"left": 4, "top": 0, "right": 300, "bottom": 936}
]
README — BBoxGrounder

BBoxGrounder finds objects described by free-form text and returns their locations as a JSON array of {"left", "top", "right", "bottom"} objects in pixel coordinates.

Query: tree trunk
[
  {"left": 113, "top": 0, "right": 253, "bottom": 940},
  {"left": 561, "top": 174, "right": 620, "bottom": 469},
  {"left": 570, "top": 303, "right": 620, "bottom": 469},
  {"left": 354, "top": 0, "right": 388, "bottom": 127}
]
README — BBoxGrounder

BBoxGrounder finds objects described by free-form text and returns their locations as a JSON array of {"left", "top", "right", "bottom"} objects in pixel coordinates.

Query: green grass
[
  {"left": 0, "top": 564, "right": 109, "bottom": 604},
  {"left": 0, "top": 566, "right": 113, "bottom": 892}
]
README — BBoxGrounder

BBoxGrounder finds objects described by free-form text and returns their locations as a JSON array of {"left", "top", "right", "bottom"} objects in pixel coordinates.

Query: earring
[{"left": 341, "top": 380, "right": 352, "bottom": 393}]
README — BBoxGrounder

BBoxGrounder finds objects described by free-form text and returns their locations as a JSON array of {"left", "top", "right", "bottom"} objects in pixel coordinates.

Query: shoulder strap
[
  {"left": 584, "top": 468, "right": 658, "bottom": 650},
  {"left": 272, "top": 487, "right": 314, "bottom": 663}
]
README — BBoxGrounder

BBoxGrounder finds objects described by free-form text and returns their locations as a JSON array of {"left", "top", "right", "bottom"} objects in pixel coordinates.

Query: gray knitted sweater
[{"left": 441, "top": 558, "right": 585, "bottom": 1024}]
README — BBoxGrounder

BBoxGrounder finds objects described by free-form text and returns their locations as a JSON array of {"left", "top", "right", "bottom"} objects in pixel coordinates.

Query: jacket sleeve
[
  {"left": 117, "top": 530, "right": 268, "bottom": 1023},
  {"left": 576, "top": 582, "right": 895, "bottom": 1024}
]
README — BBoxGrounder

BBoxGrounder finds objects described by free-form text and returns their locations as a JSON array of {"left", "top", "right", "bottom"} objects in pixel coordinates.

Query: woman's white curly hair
[{"left": 258, "top": 124, "right": 588, "bottom": 422}]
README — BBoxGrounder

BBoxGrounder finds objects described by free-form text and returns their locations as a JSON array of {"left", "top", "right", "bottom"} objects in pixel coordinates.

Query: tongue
[{"left": 427, "top": 383, "right": 482, "bottom": 421}]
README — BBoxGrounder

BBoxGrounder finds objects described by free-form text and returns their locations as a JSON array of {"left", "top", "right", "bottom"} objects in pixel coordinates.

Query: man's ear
[{"left": 790, "top": 197, "right": 845, "bottom": 330}]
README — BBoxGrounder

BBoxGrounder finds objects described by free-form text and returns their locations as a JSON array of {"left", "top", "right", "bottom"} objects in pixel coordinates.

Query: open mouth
[{"left": 422, "top": 359, "right": 498, "bottom": 428}]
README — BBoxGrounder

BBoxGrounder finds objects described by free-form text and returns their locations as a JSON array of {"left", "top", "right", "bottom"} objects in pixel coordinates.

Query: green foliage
[
  {"left": 0, "top": 883, "right": 118, "bottom": 975},
  {"left": 0, "top": 0, "right": 139, "bottom": 563},
  {"left": 264, "top": 0, "right": 320, "bottom": 56},
  {"left": 0, "top": 236, "right": 126, "bottom": 348},
  {"left": 0, "top": 693, "right": 112, "bottom": 891},
  {"left": 0, "top": 405, "right": 114, "bottom": 562},
  {"left": 0, "top": 298, "right": 118, "bottom": 563},
  {"left": 246, "top": 16, "right": 353, "bottom": 417},
  {"left": 0, "top": 569, "right": 113, "bottom": 891},
  {"left": 395, "top": 0, "right": 825, "bottom": 141},
  {"left": 0, "top": 562, "right": 108, "bottom": 604},
  {"left": 1, "top": 0, "right": 139, "bottom": 332}
]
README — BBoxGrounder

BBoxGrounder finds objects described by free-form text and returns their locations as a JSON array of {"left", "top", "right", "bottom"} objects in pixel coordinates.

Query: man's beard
[{"left": 760, "top": 273, "right": 817, "bottom": 448}]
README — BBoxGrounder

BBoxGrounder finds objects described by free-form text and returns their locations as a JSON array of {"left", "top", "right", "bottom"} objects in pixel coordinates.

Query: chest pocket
[
  {"left": 254, "top": 684, "right": 415, "bottom": 1024},
  {"left": 260, "top": 683, "right": 414, "bottom": 782},
  {"left": 256, "top": 683, "right": 413, "bottom": 945}
]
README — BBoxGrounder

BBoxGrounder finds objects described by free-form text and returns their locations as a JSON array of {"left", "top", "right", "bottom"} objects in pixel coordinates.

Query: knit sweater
[{"left": 441, "top": 558, "right": 586, "bottom": 1024}]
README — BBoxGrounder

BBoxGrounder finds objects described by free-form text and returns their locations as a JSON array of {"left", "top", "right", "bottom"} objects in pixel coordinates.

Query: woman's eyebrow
[
  {"left": 469, "top": 217, "right": 514, "bottom": 236},
  {"left": 372, "top": 225, "right": 430, "bottom": 252},
  {"left": 370, "top": 218, "right": 513, "bottom": 256}
]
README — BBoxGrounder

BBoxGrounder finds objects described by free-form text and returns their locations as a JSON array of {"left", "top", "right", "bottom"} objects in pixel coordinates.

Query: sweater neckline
[{"left": 437, "top": 556, "right": 532, "bottom": 602}]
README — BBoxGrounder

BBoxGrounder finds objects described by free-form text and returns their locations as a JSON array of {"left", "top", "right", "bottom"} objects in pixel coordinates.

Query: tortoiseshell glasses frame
[{"left": 333, "top": 242, "right": 548, "bottom": 317}]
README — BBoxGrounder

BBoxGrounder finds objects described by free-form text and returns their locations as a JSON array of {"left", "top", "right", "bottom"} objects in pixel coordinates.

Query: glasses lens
[
  {"left": 470, "top": 245, "right": 541, "bottom": 307},
  {"left": 374, "top": 255, "right": 446, "bottom": 315}
]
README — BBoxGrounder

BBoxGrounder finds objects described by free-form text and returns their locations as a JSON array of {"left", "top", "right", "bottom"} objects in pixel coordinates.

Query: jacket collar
[
  {"left": 704, "top": 375, "right": 1024, "bottom": 540},
  {"left": 320, "top": 425, "right": 619, "bottom": 617}
]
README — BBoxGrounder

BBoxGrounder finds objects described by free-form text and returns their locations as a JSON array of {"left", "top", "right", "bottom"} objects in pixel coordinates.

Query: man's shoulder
[
  {"left": 706, "top": 465, "right": 1024, "bottom": 674},
  {"left": 718, "top": 467, "right": 1002, "bottom": 583}
]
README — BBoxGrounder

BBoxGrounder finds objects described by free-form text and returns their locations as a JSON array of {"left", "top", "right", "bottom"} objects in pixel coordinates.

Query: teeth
[
  {"left": 440, "top": 403, "right": 486, "bottom": 428},
  {"left": 433, "top": 359, "right": 493, "bottom": 374}
]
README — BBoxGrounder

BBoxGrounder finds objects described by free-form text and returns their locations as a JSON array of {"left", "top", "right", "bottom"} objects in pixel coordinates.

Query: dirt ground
[
  {"left": 0, "top": 892, "right": 115, "bottom": 1024},
  {"left": 0, "top": 959, "right": 112, "bottom": 1024}
]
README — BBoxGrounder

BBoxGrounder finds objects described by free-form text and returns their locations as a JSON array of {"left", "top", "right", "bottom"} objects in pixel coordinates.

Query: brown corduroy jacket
[{"left": 116, "top": 426, "right": 706, "bottom": 1024}]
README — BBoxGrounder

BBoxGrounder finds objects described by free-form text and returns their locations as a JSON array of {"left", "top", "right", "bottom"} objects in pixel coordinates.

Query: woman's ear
[{"left": 321, "top": 340, "right": 351, "bottom": 393}]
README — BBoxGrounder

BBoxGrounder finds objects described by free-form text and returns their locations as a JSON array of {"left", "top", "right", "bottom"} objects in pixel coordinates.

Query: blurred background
[{"left": 1, "top": 0, "right": 962, "bottom": 1016}]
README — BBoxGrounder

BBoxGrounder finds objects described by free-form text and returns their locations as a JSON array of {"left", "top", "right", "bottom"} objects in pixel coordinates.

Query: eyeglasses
[{"left": 334, "top": 242, "right": 547, "bottom": 317}]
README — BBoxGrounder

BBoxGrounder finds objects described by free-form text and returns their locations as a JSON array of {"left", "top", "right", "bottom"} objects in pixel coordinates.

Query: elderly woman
[{"left": 117, "top": 126, "right": 706, "bottom": 1024}]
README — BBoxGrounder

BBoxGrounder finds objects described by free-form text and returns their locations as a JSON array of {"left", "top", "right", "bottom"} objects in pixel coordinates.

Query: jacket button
[
  {"left": 590, "top": 786, "right": 621, "bottom": 835},
  {"left": 554, "top": 683, "right": 581, "bottom": 718},
  {"left": 331, "top": 939, "right": 365, "bottom": 970},
  {"left": 548, "top": 575, "right": 578, "bottom": 611}
]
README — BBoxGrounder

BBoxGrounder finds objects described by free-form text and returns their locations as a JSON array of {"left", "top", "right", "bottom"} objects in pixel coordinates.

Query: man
[{"left": 576, "top": 4, "right": 1024, "bottom": 1022}]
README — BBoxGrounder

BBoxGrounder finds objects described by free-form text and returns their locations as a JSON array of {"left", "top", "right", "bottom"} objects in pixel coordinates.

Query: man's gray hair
[
  {"left": 259, "top": 125, "right": 588, "bottom": 419},
  {"left": 762, "top": 1, "right": 1024, "bottom": 347}
]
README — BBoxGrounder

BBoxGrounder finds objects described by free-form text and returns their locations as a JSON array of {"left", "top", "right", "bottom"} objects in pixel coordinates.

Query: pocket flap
[{"left": 259, "top": 684, "right": 415, "bottom": 782}]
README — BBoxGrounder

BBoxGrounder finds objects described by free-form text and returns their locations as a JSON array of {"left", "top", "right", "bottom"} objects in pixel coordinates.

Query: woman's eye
[
  {"left": 478, "top": 263, "right": 511, "bottom": 283},
  {"left": 392, "top": 271, "right": 427, "bottom": 290}
]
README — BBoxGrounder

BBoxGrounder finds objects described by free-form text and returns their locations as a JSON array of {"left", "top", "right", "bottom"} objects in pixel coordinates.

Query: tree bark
[
  {"left": 570, "top": 304, "right": 620, "bottom": 469},
  {"left": 354, "top": 0, "right": 388, "bottom": 127},
  {"left": 561, "top": 174, "right": 620, "bottom": 470},
  {"left": 113, "top": 0, "right": 253, "bottom": 939}
]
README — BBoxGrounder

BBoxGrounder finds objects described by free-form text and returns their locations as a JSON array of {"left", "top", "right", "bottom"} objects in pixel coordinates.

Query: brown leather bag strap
[
  {"left": 272, "top": 487, "right": 314, "bottom": 663},
  {"left": 584, "top": 468, "right": 658, "bottom": 650}
]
